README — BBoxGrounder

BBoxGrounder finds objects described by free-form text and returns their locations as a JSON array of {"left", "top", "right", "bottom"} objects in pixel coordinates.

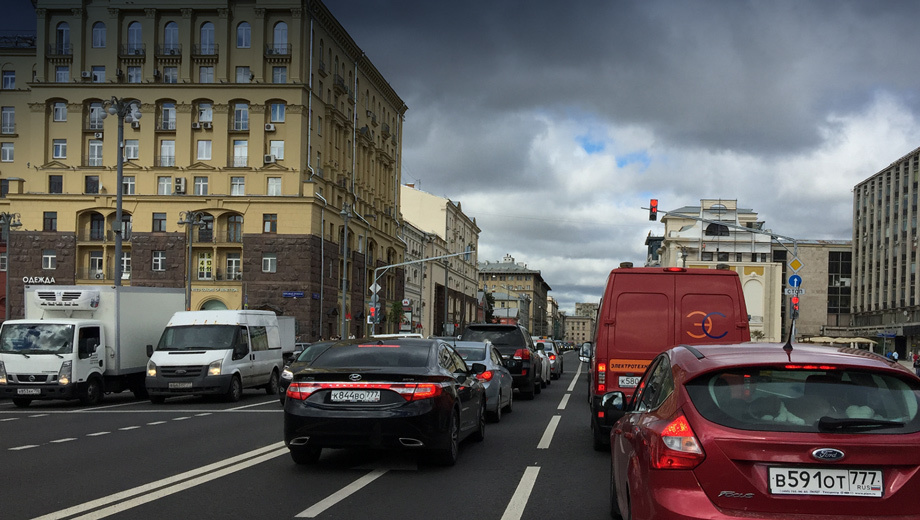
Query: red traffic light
[
  {"left": 649, "top": 199, "right": 659, "bottom": 221},
  {"left": 791, "top": 296, "right": 799, "bottom": 305},
  {"left": 369, "top": 306, "right": 376, "bottom": 318}
]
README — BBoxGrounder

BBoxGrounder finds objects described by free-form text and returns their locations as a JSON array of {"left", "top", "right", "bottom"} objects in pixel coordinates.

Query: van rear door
[{"left": 676, "top": 276, "right": 749, "bottom": 344}]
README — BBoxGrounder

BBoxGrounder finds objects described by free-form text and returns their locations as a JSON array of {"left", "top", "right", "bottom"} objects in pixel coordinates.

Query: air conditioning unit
[
  {"left": 264, "top": 154, "right": 276, "bottom": 164},
  {"left": 132, "top": 48, "right": 142, "bottom": 56},
  {"left": 191, "top": 122, "right": 201, "bottom": 129},
  {"left": 202, "top": 122, "right": 212, "bottom": 130},
  {"left": 168, "top": 49, "right": 177, "bottom": 55},
  {"left": 174, "top": 177, "right": 186, "bottom": 194},
  {"left": 264, "top": 123, "right": 276, "bottom": 132},
  {"left": 131, "top": 121, "right": 140, "bottom": 129},
  {"left": 81, "top": 71, "right": 91, "bottom": 78},
  {"left": 93, "top": 132, "right": 104, "bottom": 139},
  {"left": 93, "top": 272, "right": 104, "bottom": 279}
]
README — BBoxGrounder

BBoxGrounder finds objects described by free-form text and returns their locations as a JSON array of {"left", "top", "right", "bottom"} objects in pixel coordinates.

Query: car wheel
[
  {"left": 226, "top": 375, "right": 243, "bottom": 402},
  {"left": 519, "top": 382, "right": 535, "bottom": 400},
  {"left": 471, "top": 402, "right": 485, "bottom": 442},
  {"left": 264, "top": 370, "right": 280, "bottom": 395},
  {"left": 503, "top": 392, "right": 513, "bottom": 413},
  {"left": 610, "top": 460, "right": 623, "bottom": 519},
  {"left": 488, "top": 392, "right": 502, "bottom": 423},
  {"left": 433, "top": 410, "right": 460, "bottom": 466},
  {"left": 593, "top": 422, "right": 609, "bottom": 452},
  {"left": 289, "top": 446, "right": 322, "bottom": 465},
  {"left": 79, "top": 377, "right": 104, "bottom": 406},
  {"left": 150, "top": 396, "right": 166, "bottom": 404},
  {"left": 534, "top": 381, "right": 542, "bottom": 395},
  {"left": 11, "top": 398, "right": 31, "bottom": 408}
]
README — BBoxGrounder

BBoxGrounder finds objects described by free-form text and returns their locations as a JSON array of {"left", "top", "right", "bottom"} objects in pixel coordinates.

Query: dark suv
[{"left": 460, "top": 324, "right": 541, "bottom": 399}]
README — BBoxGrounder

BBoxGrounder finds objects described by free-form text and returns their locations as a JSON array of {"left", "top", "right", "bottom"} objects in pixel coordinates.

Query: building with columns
[{"left": 478, "top": 254, "right": 552, "bottom": 337}]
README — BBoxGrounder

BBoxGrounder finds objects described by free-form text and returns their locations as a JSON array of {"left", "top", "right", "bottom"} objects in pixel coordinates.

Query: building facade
[
  {"left": 478, "top": 254, "right": 552, "bottom": 336},
  {"left": 564, "top": 313, "right": 594, "bottom": 345},
  {"left": 0, "top": 0, "right": 407, "bottom": 341}
]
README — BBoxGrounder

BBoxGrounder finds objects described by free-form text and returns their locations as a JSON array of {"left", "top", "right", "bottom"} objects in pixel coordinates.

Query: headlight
[
  {"left": 207, "top": 359, "right": 222, "bottom": 376},
  {"left": 281, "top": 368, "right": 293, "bottom": 381},
  {"left": 0, "top": 361, "right": 7, "bottom": 384},
  {"left": 58, "top": 360, "right": 72, "bottom": 386},
  {"left": 146, "top": 359, "right": 157, "bottom": 377}
]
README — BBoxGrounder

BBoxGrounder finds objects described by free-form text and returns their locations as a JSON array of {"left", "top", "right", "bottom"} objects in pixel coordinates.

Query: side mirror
[
  {"left": 470, "top": 362, "right": 486, "bottom": 375},
  {"left": 578, "top": 355, "right": 589, "bottom": 363},
  {"left": 601, "top": 391, "right": 626, "bottom": 413},
  {"left": 535, "top": 342, "right": 545, "bottom": 351},
  {"left": 146, "top": 344, "right": 154, "bottom": 357}
]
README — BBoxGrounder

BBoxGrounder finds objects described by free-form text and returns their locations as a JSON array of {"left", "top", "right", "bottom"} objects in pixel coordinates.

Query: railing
[
  {"left": 119, "top": 44, "right": 146, "bottom": 57},
  {"left": 192, "top": 43, "right": 218, "bottom": 56},
  {"left": 158, "top": 119, "right": 177, "bottom": 131},
  {"left": 155, "top": 154, "right": 176, "bottom": 167},
  {"left": 265, "top": 43, "right": 292, "bottom": 56},
  {"left": 229, "top": 155, "right": 248, "bottom": 167},
  {"left": 156, "top": 44, "right": 182, "bottom": 57},
  {"left": 46, "top": 44, "right": 72, "bottom": 56}
]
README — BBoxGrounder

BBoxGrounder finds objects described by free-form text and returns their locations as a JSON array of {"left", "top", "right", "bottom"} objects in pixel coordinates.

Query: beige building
[
  {"left": 478, "top": 254, "right": 552, "bottom": 336},
  {"left": 0, "top": 0, "right": 407, "bottom": 341},
  {"left": 399, "top": 184, "right": 480, "bottom": 336},
  {"left": 564, "top": 314, "right": 594, "bottom": 345}
]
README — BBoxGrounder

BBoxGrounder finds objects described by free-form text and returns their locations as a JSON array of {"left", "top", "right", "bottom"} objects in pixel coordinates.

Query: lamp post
[
  {"left": 0, "top": 212, "right": 22, "bottom": 321},
  {"left": 178, "top": 210, "right": 206, "bottom": 311},
  {"left": 102, "top": 97, "right": 142, "bottom": 286},
  {"left": 340, "top": 203, "right": 351, "bottom": 339}
]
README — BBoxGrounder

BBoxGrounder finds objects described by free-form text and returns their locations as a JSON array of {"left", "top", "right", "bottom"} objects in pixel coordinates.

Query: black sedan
[
  {"left": 283, "top": 338, "right": 487, "bottom": 466},
  {"left": 278, "top": 340, "right": 338, "bottom": 404}
]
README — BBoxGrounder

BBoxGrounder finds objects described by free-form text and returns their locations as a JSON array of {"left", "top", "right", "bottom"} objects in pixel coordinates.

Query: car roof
[{"left": 668, "top": 342, "right": 912, "bottom": 379}]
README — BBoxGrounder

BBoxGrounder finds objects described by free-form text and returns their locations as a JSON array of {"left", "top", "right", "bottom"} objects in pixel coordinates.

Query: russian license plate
[
  {"left": 168, "top": 382, "right": 193, "bottom": 389},
  {"left": 331, "top": 390, "right": 380, "bottom": 403},
  {"left": 769, "top": 467, "right": 883, "bottom": 497},
  {"left": 618, "top": 376, "right": 641, "bottom": 388},
  {"left": 17, "top": 388, "right": 41, "bottom": 395}
]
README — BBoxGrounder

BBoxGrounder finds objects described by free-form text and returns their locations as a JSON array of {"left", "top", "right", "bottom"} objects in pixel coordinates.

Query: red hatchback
[{"left": 606, "top": 342, "right": 920, "bottom": 519}]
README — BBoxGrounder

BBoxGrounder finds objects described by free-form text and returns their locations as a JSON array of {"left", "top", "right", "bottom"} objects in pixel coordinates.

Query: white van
[{"left": 145, "top": 310, "right": 283, "bottom": 403}]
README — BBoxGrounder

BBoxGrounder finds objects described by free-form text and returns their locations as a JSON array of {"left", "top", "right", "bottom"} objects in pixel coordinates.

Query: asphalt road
[{"left": 1, "top": 351, "right": 612, "bottom": 520}]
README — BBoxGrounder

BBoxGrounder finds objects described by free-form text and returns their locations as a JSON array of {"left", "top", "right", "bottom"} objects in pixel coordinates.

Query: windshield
[
  {"left": 454, "top": 346, "right": 487, "bottom": 361},
  {"left": 0, "top": 324, "right": 75, "bottom": 355},
  {"left": 460, "top": 327, "right": 524, "bottom": 348},
  {"left": 157, "top": 325, "right": 239, "bottom": 351},
  {"left": 310, "top": 342, "right": 431, "bottom": 368}
]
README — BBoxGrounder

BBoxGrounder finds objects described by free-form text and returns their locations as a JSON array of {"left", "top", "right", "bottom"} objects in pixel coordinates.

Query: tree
[
  {"left": 484, "top": 292, "right": 495, "bottom": 323},
  {"left": 387, "top": 300, "right": 404, "bottom": 333}
]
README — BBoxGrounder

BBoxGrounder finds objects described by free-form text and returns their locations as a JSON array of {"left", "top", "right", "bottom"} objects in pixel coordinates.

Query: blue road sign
[{"left": 788, "top": 274, "right": 802, "bottom": 288}]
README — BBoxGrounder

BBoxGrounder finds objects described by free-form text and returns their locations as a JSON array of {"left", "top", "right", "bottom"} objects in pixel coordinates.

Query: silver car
[
  {"left": 539, "top": 340, "right": 563, "bottom": 380},
  {"left": 453, "top": 340, "right": 514, "bottom": 422}
]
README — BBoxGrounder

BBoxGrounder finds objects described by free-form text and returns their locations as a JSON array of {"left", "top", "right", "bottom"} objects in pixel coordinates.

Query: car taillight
[
  {"left": 548, "top": 354, "right": 556, "bottom": 361},
  {"left": 513, "top": 349, "right": 531, "bottom": 360},
  {"left": 476, "top": 370, "right": 494, "bottom": 381},
  {"left": 596, "top": 361, "right": 606, "bottom": 393},
  {"left": 285, "top": 382, "right": 443, "bottom": 402},
  {"left": 649, "top": 414, "right": 704, "bottom": 470}
]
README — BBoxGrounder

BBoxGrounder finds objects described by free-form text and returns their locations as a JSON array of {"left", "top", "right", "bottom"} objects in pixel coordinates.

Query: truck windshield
[
  {"left": 156, "top": 325, "right": 239, "bottom": 351},
  {"left": 0, "top": 324, "right": 75, "bottom": 355}
]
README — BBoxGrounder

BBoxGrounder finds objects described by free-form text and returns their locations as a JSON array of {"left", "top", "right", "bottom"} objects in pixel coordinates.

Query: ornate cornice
[{"left": 145, "top": 8, "right": 156, "bottom": 19}]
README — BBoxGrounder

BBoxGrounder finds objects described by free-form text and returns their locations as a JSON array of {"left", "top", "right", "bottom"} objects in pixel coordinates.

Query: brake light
[
  {"left": 548, "top": 354, "right": 556, "bottom": 361},
  {"left": 513, "top": 349, "right": 531, "bottom": 360},
  {"left": 784, "top": 364, "right": 838, "bottom": 370},
  {"left": 649, "top": 414, "right": 704, "bottom": 470},
  {"left": 285, "top": 382, "right": 443, "bottom": 402},
  {"left": 476, "top": 370, "right": 494, "bottom": 381},
  {"left": 663, "top": 267, "right": 687, "bottom": 272},
  {"left": 596, "top": 361, "right": 606, "bottom": 393}
]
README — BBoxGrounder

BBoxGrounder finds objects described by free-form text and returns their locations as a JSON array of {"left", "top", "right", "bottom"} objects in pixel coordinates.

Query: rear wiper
[{"left": 818, "top": 416, "right": 904, "bottom": 431}]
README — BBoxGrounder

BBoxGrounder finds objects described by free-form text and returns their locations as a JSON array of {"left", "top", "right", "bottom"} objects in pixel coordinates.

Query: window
[
  {"left": 232, "top": 140, "right": 247, "bottom": 167},
  {"left": 227, "top": 253, "right": 241, "bottom": 279},
  {"left": 197, "top": 140, "right": 212, "bottom": 160},
  {"left": 91, "top": 66, "right": 105, "bottom": 83},
  {"left": 0, "top": 253, "right": 6, "bottom": 272},
  {"left": 2, "top": 71, "right": 14, "bottom": 89},
  {"left": 161, "top": 102, "right": 176, "bottom": 130},
  {"left": 263, "top": 214, "right": 277, "bottom": 233},
  {"left": 233, "top": 103, "right": 248, "bottom": 130},
  {"left": 2, "top": 142, "right": 14, "bottom": 162},
  {"left": 272, "top": 66, "right": 287, "bottom": 84},
  {"left": 88, "top": 140, "right": 103, "bottom": 166},
  {"left": 42, "top": 249, "right": 57, "bottom": 270},
  {"left": 90, "top": 214, "right": 104, "bottom": 239},
  {"left": 200, "top": 22, "right": 215, "bottom": 54},
  {"left": 159, "top": 140, "right": 175, "bottom": 166},
  {"left": 56, "top": 22, "right": 70, "bottom": 54},
  {"left": 197, "top": 251, "right": 212, "bottom": 280},
  {"left": 89, "top": 251, "right": 103, "bottom": 276},
  {"left": 163, "top": 66, "right": 178, "bottom": 84},
  {"left": 317, "top": 116, "right": 322, "bottom": 135},
  {"left": 273, "top": 22, "right": 288, "bottom": 51},
  {"left": 237, "top": 22, "right": 251, "bottom": 48},
  {"left": 55, "top": 66, "right": 69, "bottom": 82},
  {"left": 227, "top": 215, "right": 242, "bottom": 242},
  {"left": 194, "top": 176, "right": 208, "bottom": 196},
  {"left": 121, "top": 252, "right": 131, "bottom": 279},
  {"left": 236, "top": 66, "right": 251, "bottom": 83},
  {"left": 124, "top": 139, "right": 139, "bottom": 160},
  {"left": 267, "top": 177, "right": 281, "bottom": 196},
  {"left": 152, "top": 251, "right": 166, "bottom": 271},
  {"left": 92, "top": 22, "right": 106, "bottom": 48},
  {"left": 270, "top": 140, "right": 284, "bottom": 160},
  {"left": 157, "top": 176, "right": 172, "bottom": 195},
  {"left": 199, "top": 66, "right": 214, "bottom": 83},
  {"left": 123, "top": 175, "right": 135, "bottom": 195},
  {"left": 127, "top": 22, "right": 142, "bottom": 53},
  {"left": 262, "top": 253, "right": 277, "bottom": 273},
  {"left": 43, "top": 212, "right": 57, "bottom": 231},
  {"left": 198, "top": 102, "right": 213, "bottom": 122},
  {"left": 153, "top": 212, "right": 166, "bottom": 232},
  {"left": 53, "top": 102, "right": 67, "bottom": 121},
  {"left": 164, "top": 21, "right": 178, "bottom": 52},
  {"left": 231, "top": 176, "right": 245, "bottom": 196},
  {"left": 88, "top": 102, "right": 105, "bottom": 129},
  {"left": 49, "top": 175, "right": 62, "bottom": 194},
  {"left": 1, "top": 107, "right": 14, "bottom": 134},
  {"left": 85, "top": 175, "right": 99, "bottom": 194},
  {"left": 52, "top": 139, "right": 66, "bottom": 159},
  {"left": 270, "top": 103, "right": 285, "bottom": 122},
  {"left": 127, "top": 66, "right": 141, "bottom": 83}
]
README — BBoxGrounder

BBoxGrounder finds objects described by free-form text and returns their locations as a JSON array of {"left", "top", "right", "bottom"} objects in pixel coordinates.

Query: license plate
[
  {"left": 618, "top": 376, "right": 641, "bottom": 388},
  {"left": 17, "top": 388, "right": 41, "bottom": 395},
  {"left": 769, "top": 467, "right": 883, "bottom": 497},
  {"left": 331, "top": 390, "right": 380, "bottom": 403},
  {"left": 168, "top": 382, "right": 193, "bottom": 389}
]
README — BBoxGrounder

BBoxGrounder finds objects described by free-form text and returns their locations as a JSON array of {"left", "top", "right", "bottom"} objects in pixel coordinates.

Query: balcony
[
  {"left": 333, "top": 74, "right": 347, "bottom": 95},
  {"left": 156, "top": 44, "right": 182, "bottom": 57},
  {"left": 46, "top": 44, "right": 72, "bottom": 57},
  {"left": 265, "top": 43, "right": 292, "bottom": 57},
  {"left": 228, "top": 155, "right": 248, "bottom": 168},
  {"left": 155, "top": 154, "right": 176, "bottom": 167},
  {"left": 119, "top": 44, "right": 146, "bottom": 58},
  {"left": 192, "top": 44, "right": 219, "bottom": 57},
  {"left": 157, "top": 119, "right": 177, "bottom": 132}
]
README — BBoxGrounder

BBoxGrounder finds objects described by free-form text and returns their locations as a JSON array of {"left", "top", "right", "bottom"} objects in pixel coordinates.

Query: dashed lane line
[
  {"left": 500, "top": 466, "right": 541, "bottom": 520},
  {"left": 296, "top": 469, "right": 389, "bottom": 518},
  {"left": 537, "top": 415, "right": 561, "bottom": 450}
]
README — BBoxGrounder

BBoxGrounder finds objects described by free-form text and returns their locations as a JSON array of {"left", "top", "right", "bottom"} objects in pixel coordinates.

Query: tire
[
  {"left": 11, "top": 398, "right": 31, "bottom": 408},
  {"left": 470, "top": 402, "right": 486, "bottom": 442},
  {"left": 264, "top": 370, "right": 280, "bottom": 395},
  {"left": 593, "top": 422, "right": 609, "bottom": 452},
  {"left": 79, "top": 377, "right": 104, "bottom": 406},
  {"left": 131, "top": 385, "right": 149, "bottom": 400},
  {"left": 534, "top": 381, "right": 542, "bottom": 394},
  {"left": 432, "top": 410, "right": 460, "bottom": 466},
  {"left": 226, "top": 375, "right": 243, "bottom": 402},
  {"left": 150, "top": 396, "right": 166, "bottom": 404},
  {"left": 289, "top": 446, "right": 322, "bottom": 465},
  {"left": 487, "top": 392, "right": 502, "bottom": 423},
  {"left": 610, "top": 461, "right": 624, "bottom": 519},
  {"left": 518, "top": 381, "right": 535, "bottom": 400},
  {"left": 502, "top": 392, "right": 513, "bottom": 413}
]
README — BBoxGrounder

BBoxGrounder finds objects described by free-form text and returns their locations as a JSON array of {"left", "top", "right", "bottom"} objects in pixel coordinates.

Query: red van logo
[{"left": 686, "top": 311, "right": 728, "bottom": 339}]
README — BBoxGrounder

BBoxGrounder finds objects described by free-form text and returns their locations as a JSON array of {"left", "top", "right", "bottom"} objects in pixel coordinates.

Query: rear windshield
[
  {"left": 461, "top": 327, "right": 525, "bottom": 348},
  {"left": 309, "top": 342, "right": 430, "bottom": 368},
  {"left": 686, "top": 367, "right": 920, "bottom": 434},
  {"left": 454, "top": 346, "right": 487, "bottom": 361}
]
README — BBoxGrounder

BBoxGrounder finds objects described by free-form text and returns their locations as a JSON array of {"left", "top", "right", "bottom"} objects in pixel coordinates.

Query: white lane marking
[
  {"left": 10, "top": 444, "right": 38, "bottom": 450},
  {"left": 86, "top": 432, "right": 110, "bottom": 437},
  {"left": 32, "top": 442, "right": 286, "bottom": 520},
  {"left": 567, "top": 363, "right": 582, "bottom": 392},
  {"left": 172, "top": 416, "right": 191, "bottom": 421},
  {"left": 195, "top": 413, "right": 212, "bottom": 417},
  {"left": 537, "top": 415, "right": 561, "bottom": 450},
  {"left": 229, "top": 400, "right": 278, "bottom": 411},
  {"left": 1, "top": 417, "right": 18, "bottom": 422},
  {"left": 50, "top": 438, "right": 77, "bottom": 443},
  {"left": 118, "top": 426, "right": 141, "bottom": 431},
  {"left": 76, "top": 400, "right": 140, "bottom": 412},
  {"left": 500, "top": 466, "right": 541, "bottom": 520},
  {"left": 29, "top": 414, "right": 50, "bottom": 418},
  {"left": 146, "top": 421, "right": 167, "bottom": 425},
  {"left": 296, "top": 469, "right": 389, "bottom": 518},
  {"left": 557, "top": 394, "right": 570, "bottom": 410}
]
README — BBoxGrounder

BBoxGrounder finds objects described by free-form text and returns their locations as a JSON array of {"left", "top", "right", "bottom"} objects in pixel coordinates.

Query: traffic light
[
  {"left": 791, "top": 296, "right": 800, "bottom": 319},
  {"left": 649, "top": 199, "right": 659, "bottom": 221},
  {"left": 368, "top": 305, "right": 377, "bottom": 324}
]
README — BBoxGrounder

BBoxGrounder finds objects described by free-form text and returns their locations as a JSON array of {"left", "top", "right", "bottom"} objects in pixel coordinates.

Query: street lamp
[
  {"left": 340, "top": 203, "right": 351, "bottom": 339},
  {"left": 102, "top": 97, "right": 142, "bottom": 286},
  {"left": 178, "top": 210, "right": 206, "bottom": 311},
  {"left": 0, "top": 212, "right": 22, "bottom": 320}
]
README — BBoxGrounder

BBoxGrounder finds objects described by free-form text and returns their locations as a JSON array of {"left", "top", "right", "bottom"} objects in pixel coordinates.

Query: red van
[{"left": 589, "top": 264, "right": 750, "bottom": 450}]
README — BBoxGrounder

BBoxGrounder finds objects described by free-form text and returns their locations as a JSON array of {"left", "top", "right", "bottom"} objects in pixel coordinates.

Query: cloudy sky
[{"left": 6, "top": 1, "right": 920, "bottom": 313}]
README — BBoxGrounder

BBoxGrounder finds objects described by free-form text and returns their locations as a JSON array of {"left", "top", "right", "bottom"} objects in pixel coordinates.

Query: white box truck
[{"left": 0, "top": 285, "right": 185, "bottom": 407}]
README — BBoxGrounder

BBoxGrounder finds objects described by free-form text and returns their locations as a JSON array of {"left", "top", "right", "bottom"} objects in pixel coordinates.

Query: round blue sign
[{"left": 789, "top": 274, "right": 802, "bottom": 288}]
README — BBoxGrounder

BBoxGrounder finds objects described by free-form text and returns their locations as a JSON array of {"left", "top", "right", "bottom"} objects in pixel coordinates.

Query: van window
[{"left": 250, "top": 326, "right": 268, "bottom": 351}]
